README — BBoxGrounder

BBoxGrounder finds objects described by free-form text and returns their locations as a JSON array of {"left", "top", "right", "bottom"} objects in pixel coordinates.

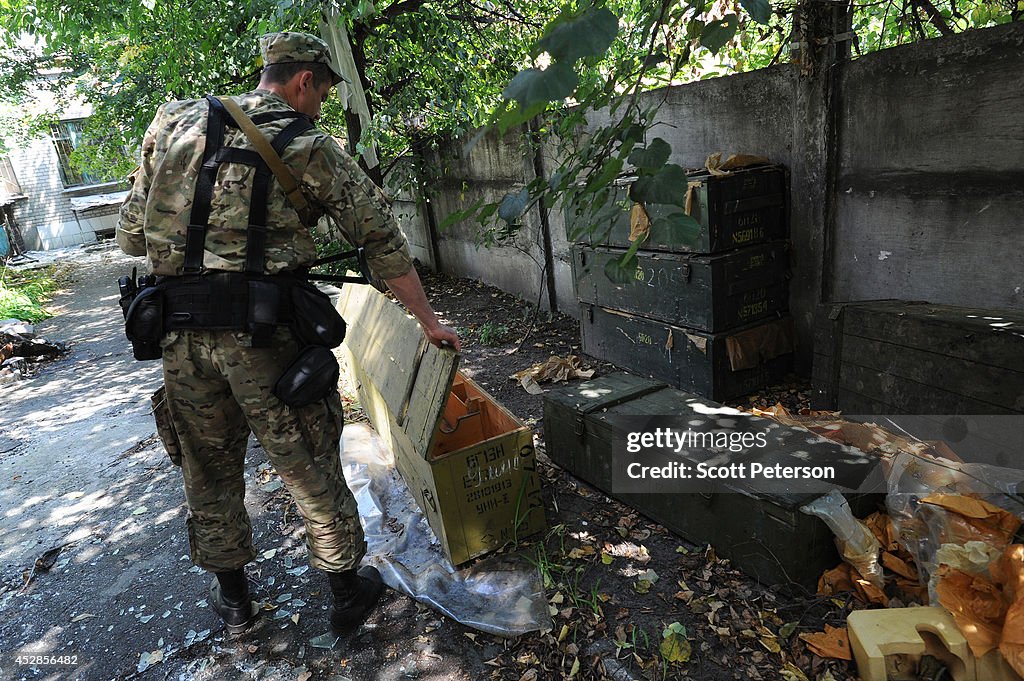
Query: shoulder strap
[{"left": 216, "top": 97, "right": 314, "bottom": 224}]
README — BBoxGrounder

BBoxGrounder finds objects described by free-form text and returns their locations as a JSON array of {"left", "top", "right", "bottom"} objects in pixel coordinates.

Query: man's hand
[
  {"left": 422, "top": 322, "right": 461, "bottom": 352},
  {"left": 384, "top": 268, "right": 461, "bottom": 352}
]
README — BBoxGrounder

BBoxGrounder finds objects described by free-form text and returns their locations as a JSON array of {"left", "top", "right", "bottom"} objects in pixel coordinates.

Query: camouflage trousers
[{"left": 160, "top": 328, "right": 365, "bottom": 573}]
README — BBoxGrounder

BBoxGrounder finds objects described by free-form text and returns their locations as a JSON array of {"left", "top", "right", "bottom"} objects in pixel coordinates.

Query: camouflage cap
[{"left": 259, "top": 31, "right": 345, "bottom": 85}]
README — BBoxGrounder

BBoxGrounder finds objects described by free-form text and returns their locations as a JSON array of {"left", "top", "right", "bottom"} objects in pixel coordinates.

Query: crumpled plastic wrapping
[
  {"left": 802, "top": 490, "right": 885, "bottom": 590},
  {"left": 883, "top": 450, "right": 1024, "bottom": 597},
  {"left": 341, "top": 423, "right": 552, "bottom": 637}
]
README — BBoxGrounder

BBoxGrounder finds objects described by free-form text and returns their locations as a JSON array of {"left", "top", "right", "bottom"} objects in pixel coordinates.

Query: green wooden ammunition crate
[
  {"left": 572, "top": 241, "right": 790, "bottom": 332},
  {"left": 812, "top": 301, "right": 1024, "bottom": 415},
  {"left": 565, "top": 165, "right": 787, "bottom": 254},
  {"left": 580, "top": 305, "right": 795, "bottom": 401},
  {"left": 338, "top": 283, "right": 545, "bottom": 566},
  {"left": 542, "top": 373, "right": 882, "bottom": 591}
]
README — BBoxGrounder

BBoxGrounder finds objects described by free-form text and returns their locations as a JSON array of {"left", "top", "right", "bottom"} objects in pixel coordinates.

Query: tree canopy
[{"left": 0, "top": 0, "right": 1017, "bottom": 253}]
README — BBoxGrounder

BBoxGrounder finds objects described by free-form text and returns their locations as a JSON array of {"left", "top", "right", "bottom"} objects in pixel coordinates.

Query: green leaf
[
  {"left": 438, "top": 197, "right": 485, "bottom": 231},
  {"left": 617, "top": 123, "right": 647, "bottom": 146},
  {"left": 642, "top": 53, "right": 667, "bottom": 68},
  {"left": 740, "top": 0, "right": 772, "bottom": 24},
  {"left": 604, "top": 251, "right": 638, "bottom": 284},
  {"left": 498, "top": 187, "right": 531, "bottom": 223},
  {"left": 685, "top": 18, "right": 705, "bottom": 40},
  {"left": 538, "top": 8, "right": 619, "bottom": 63},
  {"left": 496, "top": 99, "right": 548, "bottom": 136},
  {"left": 660, "top": 622, "right": 692, "bottom": 663},
  {"left": 628, "top": 137, "right": 671, "bottom": 171},
  {"left": 502, "top": 62, "right": 579, "bottom": 107},
  {"left": 700, "top": 15, "right": 739, "bottom": 55},
  {"left": 584, "top": 157, "right": 624, "bottom": 195},
  {"left": 652, "top": 212, "right": 703, "bottom": 247},
  {"left": 629, "top": 164, "right": 688, "bottom": 206}
]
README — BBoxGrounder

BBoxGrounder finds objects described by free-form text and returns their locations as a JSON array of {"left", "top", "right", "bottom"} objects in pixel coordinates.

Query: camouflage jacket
[{"left": 117, "top": 89, "right": 412, "bottom": 279}]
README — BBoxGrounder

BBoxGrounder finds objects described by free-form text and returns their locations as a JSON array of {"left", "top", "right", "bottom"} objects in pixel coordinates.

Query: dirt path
[{"left": 0, "top": 248, "right": 491, "bottom": 681}]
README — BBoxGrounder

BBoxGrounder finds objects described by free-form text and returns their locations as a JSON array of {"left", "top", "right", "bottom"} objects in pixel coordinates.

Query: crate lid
[
  {"left": 337, "top": 281, "right": 460, "bottom": 460},
  {"left": 543, "top": 372, "right": 666, "bottom": 415}
]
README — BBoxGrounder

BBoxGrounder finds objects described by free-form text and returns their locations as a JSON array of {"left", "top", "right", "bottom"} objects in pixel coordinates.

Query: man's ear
[{"left": 297, "top": 69, "right": 315, "bottom": 91}]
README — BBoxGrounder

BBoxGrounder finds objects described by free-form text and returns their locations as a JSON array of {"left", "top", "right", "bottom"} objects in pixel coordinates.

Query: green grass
[
  {"left": 0, "top": 265, "right": 62, "bottom": 323},
  {"left": 478, "top": 321, "right": 510, "bottom": 346}
]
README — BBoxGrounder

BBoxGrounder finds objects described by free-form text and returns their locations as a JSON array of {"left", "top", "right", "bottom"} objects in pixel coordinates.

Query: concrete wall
[
  {"left": 399, "top": 23, "right": 1023, "bottom": 374},
  {"left": 830, "top": 23, "right": 1024, "bottom": 309},
  {"left": 424, "top": 127, "right": 549, "bottom": 307}
]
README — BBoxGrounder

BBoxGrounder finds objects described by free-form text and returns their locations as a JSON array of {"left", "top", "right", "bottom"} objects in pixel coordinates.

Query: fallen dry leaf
[
  {"left": 780, "top": 661, "right": 810, "bottom": 681},
  {"left": 511, "top": 355, "right": 594, "bottom": 393},
  {"left": 567, "top": 546, "right": 595, "bottom": 560},
  {"left": 660, "top": 629, "right": 692, "bottom": 663},
  {"left": 799, "top": 625, "right": 852, "bottom": 660}
]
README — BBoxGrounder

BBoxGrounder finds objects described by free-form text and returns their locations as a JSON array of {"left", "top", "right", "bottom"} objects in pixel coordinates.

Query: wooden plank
[
  {"left": 338, "top": 284, "right": 419, "bottom": 422},
  {"left": 339, "top": 283, "right": 459, "bottom": 458},
  {"left": 404, "top": 343, "right": 460, "bottom": 458},
  {"left": 580, "top": 305, "right": 794, "bottom": 401},
  {"left": 573, "top": 242, "right": 789, "bottom": 332},
  {"left": 841, "top": 303, "right": 1024, "bottom": 371},
  {"left": 836, "top": 362, "right": 1017, "bottom": 415},
  {"left": 840, "top": 335, "right": 1024, "bottom": 412}
]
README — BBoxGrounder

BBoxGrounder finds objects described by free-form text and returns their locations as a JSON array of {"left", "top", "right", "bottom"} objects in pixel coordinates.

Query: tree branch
[
  {"left": 913, "top": 0, "right": 955, "bottom": 35},
  {"left": 370, "top": 0, "right": 431, "bottom": 28}
]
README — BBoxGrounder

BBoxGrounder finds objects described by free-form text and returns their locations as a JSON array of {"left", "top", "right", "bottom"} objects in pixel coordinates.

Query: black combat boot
[
  {"left": 327, "top": 565, "right": 384, "bottom": 635},
  {"left": 209, "top": 569, "right": 259, "bottom": 634}
]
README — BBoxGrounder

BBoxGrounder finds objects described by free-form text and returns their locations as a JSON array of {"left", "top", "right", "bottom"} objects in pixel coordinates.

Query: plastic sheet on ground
[{"left": 340, "top": 422, "right": 552, "bottom": 637}]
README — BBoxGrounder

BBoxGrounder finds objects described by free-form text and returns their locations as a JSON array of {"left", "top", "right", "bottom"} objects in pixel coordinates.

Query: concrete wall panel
[{"left": 832, "top": 23, "right": 1024, "bottom": 309}]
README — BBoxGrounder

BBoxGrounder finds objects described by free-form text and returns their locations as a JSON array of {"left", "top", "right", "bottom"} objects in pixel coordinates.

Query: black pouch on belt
[
  {"left": 247, "top": 279, "right": 282, "bottom": 348},
  {"left": 290, "top": 283, "right": 346, "bottom": 348},
  {"left": 124, "top": 286, "right": 165, "bottom": 361},
  {"left": 273, "top": 345, "right": 340, "bottom": 407}
]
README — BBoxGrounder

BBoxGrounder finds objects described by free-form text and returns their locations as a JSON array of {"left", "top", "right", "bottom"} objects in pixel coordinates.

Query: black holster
[{"left": 124, "top": 286, "right": 165, "bottom": 361}]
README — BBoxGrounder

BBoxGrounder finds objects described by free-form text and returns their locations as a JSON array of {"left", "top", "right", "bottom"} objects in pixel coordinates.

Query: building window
[
  {"left": 0, "top": 156, "right": 21, "bottom": 197},
  {"left": 50, "top": 119, "right": 108, "bottom": 188}
]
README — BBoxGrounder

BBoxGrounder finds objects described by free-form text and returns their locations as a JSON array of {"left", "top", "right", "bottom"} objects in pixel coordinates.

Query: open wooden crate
[{"left": 337, "top": 283, "right": 545, "bottom": 565}]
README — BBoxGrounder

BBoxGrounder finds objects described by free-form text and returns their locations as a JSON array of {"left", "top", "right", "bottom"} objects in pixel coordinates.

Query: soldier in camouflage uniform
[{"left": 117, "top": 31, "right": 459, "bottom": 635}]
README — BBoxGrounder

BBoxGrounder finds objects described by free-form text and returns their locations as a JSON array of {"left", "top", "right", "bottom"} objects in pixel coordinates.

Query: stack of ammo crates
[{"left": 571, "top": 164, "right": 794, "bottom": 402}]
